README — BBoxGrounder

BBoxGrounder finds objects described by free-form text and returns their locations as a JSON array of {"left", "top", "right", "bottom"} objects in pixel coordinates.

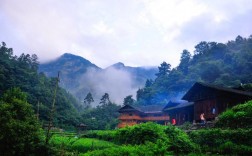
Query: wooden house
[
  {"left": 163, "top": 100, "right": 194, "bottom": 125},
  {"left": 182, "top": 82, "right": 252, "bottom": 122},
  {"left": 118, "top": 82, "right": 252, "bottom": 128},
  {"left": 118, "top": 104, "right": 170, "bottom": 128}
]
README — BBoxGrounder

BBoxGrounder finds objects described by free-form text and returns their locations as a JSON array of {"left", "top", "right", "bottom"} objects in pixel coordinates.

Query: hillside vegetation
[
  {"left": 0, "top": 42, "right": 80, "bottom": 128},
  {"left": 136, "top": 35, "right": 252, "bottom": 105}
]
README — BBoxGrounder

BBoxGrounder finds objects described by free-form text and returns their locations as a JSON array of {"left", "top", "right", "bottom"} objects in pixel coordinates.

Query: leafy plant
[
  {"left": 0, "top": 88, "right": 48, "bottom": 155},
  {"left": 115, "top": 122, "right": 167, "bottom": 145},
  {"left": 164, "top": 125, "right": 200, "bottom": 154},
  {"left": 215, "top": 100, "right": 252, "bottom": 129}
]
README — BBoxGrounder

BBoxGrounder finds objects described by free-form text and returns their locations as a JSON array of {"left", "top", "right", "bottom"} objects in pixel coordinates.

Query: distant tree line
[{"left": 128, "top": 35, "right": 252, "bottom": 106}]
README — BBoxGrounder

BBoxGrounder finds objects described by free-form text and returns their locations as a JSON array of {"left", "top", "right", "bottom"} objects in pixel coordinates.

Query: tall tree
[
  {"left": 155, "top": 61, "right": 171, "bottom": 78},
  {"left": 123, "top": 95, "right": 134, "bottom": 105},
  {"left": 178, "top": 49, "right": 191, "bottom": 74},
  {"left": 100, "top": 93, "right": 110, "bottom": 105},
  {"left": 84, "top": 92, "right": 94, "bottom": 108},
  {"left": 194, "top": 41, "right": 209, "bottom": 55},
  {"left": 145, "top": 79, "right": 154, "bottom": 87}
]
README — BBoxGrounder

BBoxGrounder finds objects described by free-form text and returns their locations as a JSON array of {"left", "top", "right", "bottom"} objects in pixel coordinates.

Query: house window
[{"left": 212, "top": 107, "right": 216, "bottom": 114}]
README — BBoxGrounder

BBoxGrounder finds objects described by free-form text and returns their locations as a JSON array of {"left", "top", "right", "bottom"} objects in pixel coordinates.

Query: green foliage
[
  {"left": 0, "top": 88, "right": 47, "bottom": 155},
  {"left": 0, "top": 42, "right": 80, "bottom": 128},
  {"left": 189, "top": 128, "right": 252, "bottom": 155},
  {"left": 52, "top": 123, "right": 207, "bottom": 155},
  {"left": 50, "top": 135, "right": 117, "bottom": 154},
  {"left": 179, "top": 121, "right": 193, "bottom": 130},
  {"left": 99, "top": 93, "right": 110, "bottom": 105},
  {"left": 215, "top": 100, "right": 252, "bottom": 129},
  {"left": 137, "top": 35, "right": 252, "bottom": 105},
  {"left": 82, "top": 130, "right": 117, "bottom": 142},
  {"left": 82, "top": 123, "right": 201, "bottom": 155},
  {"left": 83, "top": 92, "right": 94, "bottom": 109},
  {"left": 81, "top": 102, "right": 120, "bottom": 130},
  {"left": 123, "top": 95, "right": 135, "bottom": 105},
  {"left": 115, "top": 122, "right": 167, "bottom": 145},
  {"left": 82, "top": 141, "right": 172, "bottom": 156},
  {"left": 164, "top": 125, "right": 200, "bottom": 154},
  {"left": 219, "top": 141, "right": 252, "bottom": 155},
  {"left": 155, "top": 61, "right": 171, "bottom": 77}
]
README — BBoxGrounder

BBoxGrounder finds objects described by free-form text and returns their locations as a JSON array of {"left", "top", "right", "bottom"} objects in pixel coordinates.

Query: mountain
[
  {"left": 39, "top": 53, "right": 101, "bottom": 90},
  {"left": 107, "top": 62, "right": 157, "bottom": 86},
  {"left": 39, "top": 53, "right": 158, "bottom": 105}
]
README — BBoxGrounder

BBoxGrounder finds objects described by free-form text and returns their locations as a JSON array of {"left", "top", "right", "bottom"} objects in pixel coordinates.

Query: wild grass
[{"left": 49, "top": 135, "right": 117, "bottom": 153}]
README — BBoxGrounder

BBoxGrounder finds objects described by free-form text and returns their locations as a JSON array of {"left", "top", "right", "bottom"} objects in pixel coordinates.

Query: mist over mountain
[
  {"left": 39, "top": 53, "right": 157, "bottom": 106},
  {"left": 106, "top": 62, "right": 157, "bottom": 87},
  {"left": 39, "top": 53, "right": 101, "bottom": 90}
]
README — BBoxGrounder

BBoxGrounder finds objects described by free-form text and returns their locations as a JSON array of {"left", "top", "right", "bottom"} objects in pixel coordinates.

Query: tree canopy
[
  {"left": 136, "top": 35, "right": 252, "bottom": 106},
  {"left": 0, "top": 88, "right": 45, "bottom": 155},
  {"left": 0, "top": 42, "right": 81, "bottom": 129}
]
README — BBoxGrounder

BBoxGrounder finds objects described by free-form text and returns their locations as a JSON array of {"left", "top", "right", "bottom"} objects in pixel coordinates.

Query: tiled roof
[
  {"left": 182, "top": 82, "right": 252, "bottom": 101},
  {"left": 164, "top": 102, "right": 194, "bottom": 111},
  {"left": 137, "top": 105, "right": 165, "bottom": 113},
  {"left": 119, "top": 100, "right": 193, "bottom": 113}
]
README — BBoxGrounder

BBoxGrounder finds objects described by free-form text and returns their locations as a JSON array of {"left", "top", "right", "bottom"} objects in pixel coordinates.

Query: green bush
[
  {"left": 81, "top": 140, "right": 172, "bottom": 156},
  {"left": 164, "top": 125, "right": 200, "bottom": 154},
  {"left": 82, "top": 130, "right": 116, "bottom": 142},
  {"left": 114, "top": 123, "right": 199, "bottom": 154},
  {"left": 50, "top": 135, "right": 117, "bottom": 153},
  {"left": 115, "top": 122, "right": 167, "bottom": 145},
  {"left": 215, "top": 100, "right": 252, "bottom": 129},
  {"left": 0, "top": 88, "right": 48, "bottom": 155},
  {"left": 219, "top": 141, "right": 252, "bottom": 155},
  {"left": 189, "top": 128, "right": 252, "bottom": 155},
  {"left": 179, "top": 121, "right": 193, "bottom": 130}
]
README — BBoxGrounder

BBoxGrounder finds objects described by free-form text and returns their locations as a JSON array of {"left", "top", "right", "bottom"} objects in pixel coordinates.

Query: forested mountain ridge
[
  {"left": 0, "top": 43, "right": 81, "bottom": 128},
  {"left": 39, "top": 53, "right": 101, "bottom": 90},
  {"left": 39, "top": 53, "right": 157, "bottom": 105},
  {"left": 136, "top": 35, "right": 252, "bottom": 106}
]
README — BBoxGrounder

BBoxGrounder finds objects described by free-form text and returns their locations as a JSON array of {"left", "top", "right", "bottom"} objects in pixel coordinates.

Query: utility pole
[
  {"left": 45, "top": 71, "right": 60, "bottom": 145},
  {"left": 37, "top": 101, "right": 40, "bottom": 120}
]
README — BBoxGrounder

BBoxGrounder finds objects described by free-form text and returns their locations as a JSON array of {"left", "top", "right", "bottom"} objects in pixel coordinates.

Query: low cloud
[{"left": 74, "top": 67, "right": 140, "bottom": 106}]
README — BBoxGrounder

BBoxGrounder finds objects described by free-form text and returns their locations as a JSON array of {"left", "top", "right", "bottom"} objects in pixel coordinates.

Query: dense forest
[
  {"left": 0, "top": 42, "right": 81, "bottom": 128},
  {"left": 0, "top": 42, "right": 120, "bottom": 130},
  {"left": 136, "top": 35, "right": 252, "bottom": 105}
]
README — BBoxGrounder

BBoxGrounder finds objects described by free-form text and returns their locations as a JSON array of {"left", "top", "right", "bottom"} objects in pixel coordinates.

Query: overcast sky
[{"left": 0, "top": 0, "right": 252, "bottom": 68}]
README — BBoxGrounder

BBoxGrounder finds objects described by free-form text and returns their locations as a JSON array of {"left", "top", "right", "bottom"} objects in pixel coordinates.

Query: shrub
[
  {"left": 50, "top": 135, "right": 117, "bottom": 153},
  {"left": 189, "top": 128, "right": 252, "bottom": 155},
  {"left": 179, "top": 121, "right": 193, "bottom": 130},
  {"left": 215, "top": 100, "right": 252, "bottom": 129},
  {"left": 115, "top": 122, "right": 167, "bottom": 145},
  {"left": 0, "top": 88, "right": 48, "bottom": 155},
  {"left": 81, "top": 140, "right": 172, "bottom": 156},
  {"left": 219, "top": 141, "right": 252, "bottom": 155},
  {"left": 82, "top": 130, "right": 116, "bottom": 142},
  {"left": 164, "top": 125, "right": 200, "bottom": 154}
]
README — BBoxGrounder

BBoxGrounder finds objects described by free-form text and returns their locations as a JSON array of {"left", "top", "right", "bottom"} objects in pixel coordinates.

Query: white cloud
[
  {"left": 77, "top": 67, "right": 138, "bottom": 105},
  {"left": 0, "top": 0, "right": 252, "bottom": 68}
]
